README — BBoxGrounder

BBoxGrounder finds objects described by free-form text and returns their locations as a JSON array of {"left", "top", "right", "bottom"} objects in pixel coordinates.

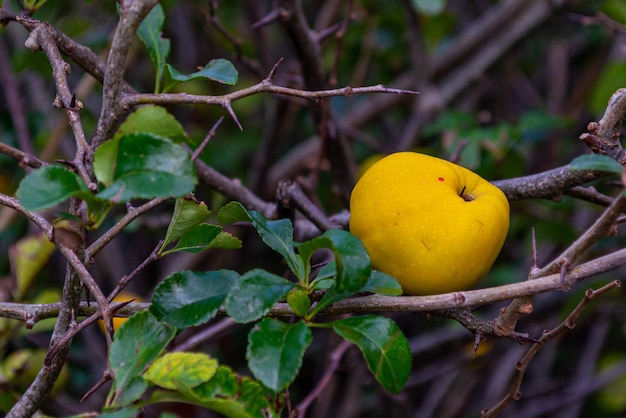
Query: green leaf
[
  {"left": 98, "top": 409, "right": 139, "bottom": 418},
  {"left": 11, "top": 234, "right": 56, "bottom": 301},
  {"left": 114, "top": 377, "right": 147, "bottom": 406},
  {"left": 93, "top": 140, "right": 118, "bottom": 187},
  {"left": 144, "top": 352, "right": 218, "bottom": 392},
  {"left": 95, "top": 132, "right": 197, "bottom": 203},
  {"left": 149, "top": 366, "right": 277, "bottom": 418},
  {"left": 160, "top": 197, "right": 211, "bottom": 253},
  {"left": 218, "top": 202, "right": 306, "bottom": 280},
  {"left": 286, "top": 287, "right": 311, "bottom": 318},
  {"left": 113, "top": 105, "right": 188, "bottom": 144},
  {"left": 137, "top": 3, "right": 171, "bottom": 92},
  {"left": 108, "top": 311, "right": 176, "bottom": 405},
  {"left": 224, "top": 269, "right": 296, "bottom": 323},
  {"left": 164, "top": 224, "right": 222, "bottom": 254},
  {"left": 206, "top": 231, "right": 243, "bottom": 250},
  {"left": 246, "top": 318, "right": 312, "bottom": 392},
  {"left": 332, "top": 315, "right": 411, "bottom": 395},
  {"left": 361, "top": 271, "right": 403, "bottom": 296},
  {"left": 298, "top": 229, "right": 371, "bottom": 314},
  {"left": 16, "top": 166, "right": 89, "bottom": 211},
  {"left": 166, "top": 59, "right": 238, "bottom": 86},
  {"left": 217, "top": 201, "right": 250, "bottom": 224},
  {"left": 150, "top": 270, "right": 237, "bottom": 329},
  {"left": 569, "top": 154, "right": 623, "bottom": 174}
]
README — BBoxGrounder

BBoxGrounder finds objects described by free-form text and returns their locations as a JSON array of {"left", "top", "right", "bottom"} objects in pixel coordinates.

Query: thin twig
[
  {"left": 531, "top": 191, "right": 626, "bottom": 278},
  {"left": 296, "top": 340, "right": 352, "bottom": 416},
  {"left": 481, "top": 280, "right": 621, "bottom": 417}
]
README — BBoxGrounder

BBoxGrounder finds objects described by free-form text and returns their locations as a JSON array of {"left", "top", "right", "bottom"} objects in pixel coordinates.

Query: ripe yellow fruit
[{"left": 349, "top": 152, "right": 509, "bottom": 295}]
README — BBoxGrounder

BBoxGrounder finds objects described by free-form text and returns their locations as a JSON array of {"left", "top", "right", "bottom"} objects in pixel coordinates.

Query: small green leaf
[
  {"left": 298, "top": 230, "right": 371, "bottom": 314},
  {"left": 286, "top": 287, "right": 311, "bottom": 317},
  {"left": 569, "top": 154, "right": 623, "bottom": 174},
  {"left": 144, "top": 352, "right": 218, "bottom": 392},
  {"left": 96, "top": 133, "right": 197, "bottom": 203},
  {"left": 109, "top": 311, "right": 176, "bottom": 405},
  {"left": 137, "top": 3, "right": 171, "bottom": 92},
  {"left": 113, "top": 105, "right": 188, "bottom": 144},
  {"left": 217, "top": 201, "right": 250, "bottom": 224},
  {"left": 166, "top": 59, "right": 238, "bottom": 86},
  {"left": 188, "top": 366, "right": 277, "bottom": 417},
  {"left": 161, "top": 224, "right": 222, "bottom": 255},
  {"left": 206, "top": 231, "right": 242, "bottom": 250},
  {"left": 224, "top": 269, "right": 296, "bottom": 323},
  {"left": 16, "top": 166, "right": 89, "bottom": 211},
  {"left": 150, "top": 270, "right": 237, "bottom": 329},
  {"left": 247, "top": 318, "right": 312, "bottom": 392},
  {"left": 161, "top": 197, "right": 211, "bottom": 253},
  {"left": 362, "top": 271, "right": 403, "bottom": 296},
  {"left": 332, "top": 315, "right": 411, "bottom": 395},
  {"left": 219, "top": 202, "right": 306, "bottom": 280}
]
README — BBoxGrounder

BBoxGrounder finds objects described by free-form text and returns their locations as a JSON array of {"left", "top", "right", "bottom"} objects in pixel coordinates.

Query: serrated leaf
[
  {"left": 332, "top": 315, "right": 411, "bottom": 395},
  {"left": 149, "top": 366, "right": 277, "bottom": 418},
  {"left": 150, "top": 270, "right": 237, "bottom": 329},
  {"left": 96, "top": 132, "right": 197, "bottom": 203},
  {"left": 569, "top": 154, "right": 623, "bottom": 174},
  {"left": 246, "top": 318, "right": 312, "bottom": 392},
  {"left": 218, "top": 202, "right": 305, "bottom": 280},
  {"left": 224, "top": 269, "right": 296, "bottom": 323},
  {"left": 108, "top": 311, "right": 176, "bottom": 405},
  {"left": 206, "top": 231, "right": 242, "bottom": 250},
  {"left": 16, "top": 166, "right": 89, "bottom": 211},
  {"left": 166, "top": 59, "right": 238, "bottom": 86},
  {"left": 161, "top": 197, "right": 211, "bottom": 253},
  {"left": 144, "top": 352, "right": 218, "bottom": 392},
  {"left": 113, "top": 105, "right": 188, "bottom": 144},
  {"left": 137, "top": 3, "right": 170, "bottom": 92}
]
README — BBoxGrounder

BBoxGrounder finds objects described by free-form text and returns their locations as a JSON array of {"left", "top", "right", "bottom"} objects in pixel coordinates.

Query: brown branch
[
  {"left": 24, "top": 22, "right": 95, "bottom": 190},
  {"left": 91, "top": 0, "right": 159, "bottom": 149},
  {"left": 531, "top": 191, "right": 626, "bottom": 278},
  {"left": 580, "top": 88, "right": 626, "bottom": 163},
  {"left": 492, "top": 165, "right": 607, "bottom": 201},
  {"left": 85, "top": 197, "right": 167, "bottom": 260},
  {"left": 7, "top": 245, "right": 622, "bottom": 324},
  {"left": 122, "top": 82, "right": 417, "bottom": 109},
  {"left": 276, "top": 179, "right": 340, "bottom": 232}
]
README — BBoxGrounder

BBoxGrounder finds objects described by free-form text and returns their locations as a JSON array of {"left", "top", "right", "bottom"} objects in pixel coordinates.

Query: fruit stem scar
[
  {"left": 460, "top": 185, "right": 473, "bottom": 202},
  {"left": 438, "top": 177, "right": 445, "bottom": 181},
  {"left": 421, "top": 240, "right": 431, "bottom": 251}
]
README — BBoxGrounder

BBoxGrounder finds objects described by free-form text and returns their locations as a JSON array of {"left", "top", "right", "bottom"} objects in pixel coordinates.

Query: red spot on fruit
[{"left": 438, "top": 177, "right": 445, "bottom": 182}]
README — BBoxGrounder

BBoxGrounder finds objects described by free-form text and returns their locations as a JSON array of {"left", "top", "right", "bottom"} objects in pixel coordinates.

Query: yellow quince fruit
[{"left": 349, "top": 152, "right": 509, "bottom": 295}]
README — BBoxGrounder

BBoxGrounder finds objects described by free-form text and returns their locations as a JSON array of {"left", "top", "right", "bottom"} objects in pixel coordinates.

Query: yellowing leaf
[
  {"left": 10, "top": 234, "right": 56, "bottom": 300},
  {"left": 145, "top": 352, "right": 218, "bottom": 392}
]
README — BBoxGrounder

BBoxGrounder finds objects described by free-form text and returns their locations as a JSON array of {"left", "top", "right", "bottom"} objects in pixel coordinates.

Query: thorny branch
[{"left": 481, "top": 280, "right": 622, "bottom": 418}]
